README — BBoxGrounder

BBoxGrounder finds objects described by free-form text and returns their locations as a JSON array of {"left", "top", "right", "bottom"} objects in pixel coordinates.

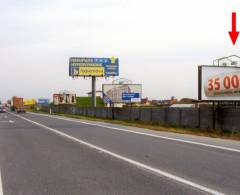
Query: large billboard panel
[
  {"left": 24, "top": 99, "right": 37, "bottom": 106},
  {"left": 38, "top": 98, "right": 50, "bottom": 106},
  {"left": 69, "top": 57, "right": 119, "bottom": 77},
  {"left": 53, "top": 94, "right": 76, "bottom": 105},
  {"left": 198, "top": 65, "right": 240, "bottom": 101},
  {"left": 103, "top": 84, "right": 142, "bottom": 103}
]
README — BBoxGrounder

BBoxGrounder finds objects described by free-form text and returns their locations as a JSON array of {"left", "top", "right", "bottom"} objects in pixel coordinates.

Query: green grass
[{"left": 76, "top": 97, "right": 104, "bottom": 107}]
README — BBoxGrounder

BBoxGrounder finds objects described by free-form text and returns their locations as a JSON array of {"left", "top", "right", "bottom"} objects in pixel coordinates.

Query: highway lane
[
  {"left": 28, "top": 112, "right": 240, "bottom": 151},
  {"left": 0, "top": 112, "right": 204, "bottom": 195},
  {"left": 0, "top": 112, "right": 240, "bottom": 194},
  {"left": 22, "top": 112, "right": 240, "bottom": 195}
]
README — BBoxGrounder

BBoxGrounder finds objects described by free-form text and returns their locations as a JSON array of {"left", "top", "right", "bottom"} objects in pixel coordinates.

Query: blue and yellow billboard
[{"left": 69, "top": 57, "right": 119, "bottom": 77}]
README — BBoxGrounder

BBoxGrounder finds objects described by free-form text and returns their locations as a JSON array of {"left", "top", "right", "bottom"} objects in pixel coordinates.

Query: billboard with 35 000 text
[{"left": 198, "top": 65, "right": 240, "bottom": 101}]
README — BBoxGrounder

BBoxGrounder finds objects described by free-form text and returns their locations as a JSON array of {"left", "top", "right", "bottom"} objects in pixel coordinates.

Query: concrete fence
[{"left": 49, "top": 105, "right": 240, "bottom": 133}]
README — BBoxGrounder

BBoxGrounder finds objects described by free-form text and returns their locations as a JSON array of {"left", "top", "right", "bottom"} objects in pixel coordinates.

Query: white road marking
[
  {"left": 12, "top": 113, "right": 224, "bottom": 195},
  {"left": 29, "top": 112, "right": 240, "bottom": 154},
  {"left": 0, "top": 169, "right": 3, "bottom": 195}
]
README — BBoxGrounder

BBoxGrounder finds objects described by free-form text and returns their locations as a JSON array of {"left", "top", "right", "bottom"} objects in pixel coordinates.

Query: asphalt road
[{"left": 0, "top": 112, "right": 240, "bottom": 195}]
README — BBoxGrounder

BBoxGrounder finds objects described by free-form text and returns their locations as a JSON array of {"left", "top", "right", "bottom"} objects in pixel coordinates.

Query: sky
[{"left": 1, "top": 0, "right": 240, "bottom": 102}]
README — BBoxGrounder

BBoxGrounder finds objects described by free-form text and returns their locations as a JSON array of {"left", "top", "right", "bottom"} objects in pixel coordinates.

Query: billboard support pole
[
  {"left": 92, "top": 76, "right": 96, "bottom": 107},
  {"left": 212, "top": 101, "right": 216, "bottom": 130}
]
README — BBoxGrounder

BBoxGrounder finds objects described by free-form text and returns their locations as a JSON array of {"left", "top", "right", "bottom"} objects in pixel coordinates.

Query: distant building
[
  {"left": 170, "top": 104, "right": 195, "bottom": 108},
  {"left": 141, "top": 98, "right": 151, "bottom": 105},
  {"left": 152, "top": 98, "right": 177, "bottom": 106},
  {"left": 151, "top": 100, "right": 159, "bottom": 105},
  {"left": 169, "top": 98, "right": 198, "bottom": 108},
  {"left": 87, "top": 91, "right": 103, "bottom": 98},
  {"left": 178, "top": 98, "right": 196, "bottom": 104}
]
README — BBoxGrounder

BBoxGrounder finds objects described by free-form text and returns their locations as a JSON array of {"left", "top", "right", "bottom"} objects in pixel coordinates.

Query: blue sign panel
[
  {"left": 38, "top": 99, "right": 50, "bottom": 105},
  {"left": 122, "top": 93, "right": 140, "bottom": 101},
  {"left": 69, "top": 57, "right": 119, "bottom": 77}
]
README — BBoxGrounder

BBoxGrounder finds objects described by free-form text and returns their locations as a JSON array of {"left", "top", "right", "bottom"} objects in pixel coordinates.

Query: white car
[{"left": 0, "top": 105, "right": 6, "bottom": 113}]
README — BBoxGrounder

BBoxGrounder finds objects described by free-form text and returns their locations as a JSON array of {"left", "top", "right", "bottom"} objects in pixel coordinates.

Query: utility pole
[{"left": 92, "top": 76, "right": 96, "bottom": 107}]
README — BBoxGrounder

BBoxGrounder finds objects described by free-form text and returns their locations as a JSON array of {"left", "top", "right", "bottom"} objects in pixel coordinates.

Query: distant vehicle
[
  {"left": 16, "top": 107, "right": 26, "bottom": 113},
  {"left": 11, "top": 97, "right": 25, "bottom": 113},
  {"left": 0, "top": 105, "right": 6, "bottom": 113}
]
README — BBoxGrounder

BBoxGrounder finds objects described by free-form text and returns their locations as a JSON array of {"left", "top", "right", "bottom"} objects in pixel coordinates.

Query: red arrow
[{"left": 229, "top": 12, "right": 239, "bottom": 45}]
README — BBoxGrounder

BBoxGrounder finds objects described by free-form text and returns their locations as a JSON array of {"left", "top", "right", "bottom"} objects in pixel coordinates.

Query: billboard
[
  {"left": 24, "top": 99, "right": 37, "bottom": 106},
  {"left": 103, "top": 84, "right": 142, "bottom": 103},
  {"left": 38, "top": 99, "right": 50, "bottom": 106},
  {"left": 198, "top": 65, "right": 240, "bottom": 101},
  {"left": 53, "top": 94, "right": 76, "bottom": 105},
  {"left": 69, "top": 57, "right": 119, "bottom": 77}
]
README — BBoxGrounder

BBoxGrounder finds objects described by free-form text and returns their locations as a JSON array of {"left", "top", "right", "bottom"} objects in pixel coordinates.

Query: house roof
[{"left": 87, "top": 91, "right": 102, "bottom": 94}]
